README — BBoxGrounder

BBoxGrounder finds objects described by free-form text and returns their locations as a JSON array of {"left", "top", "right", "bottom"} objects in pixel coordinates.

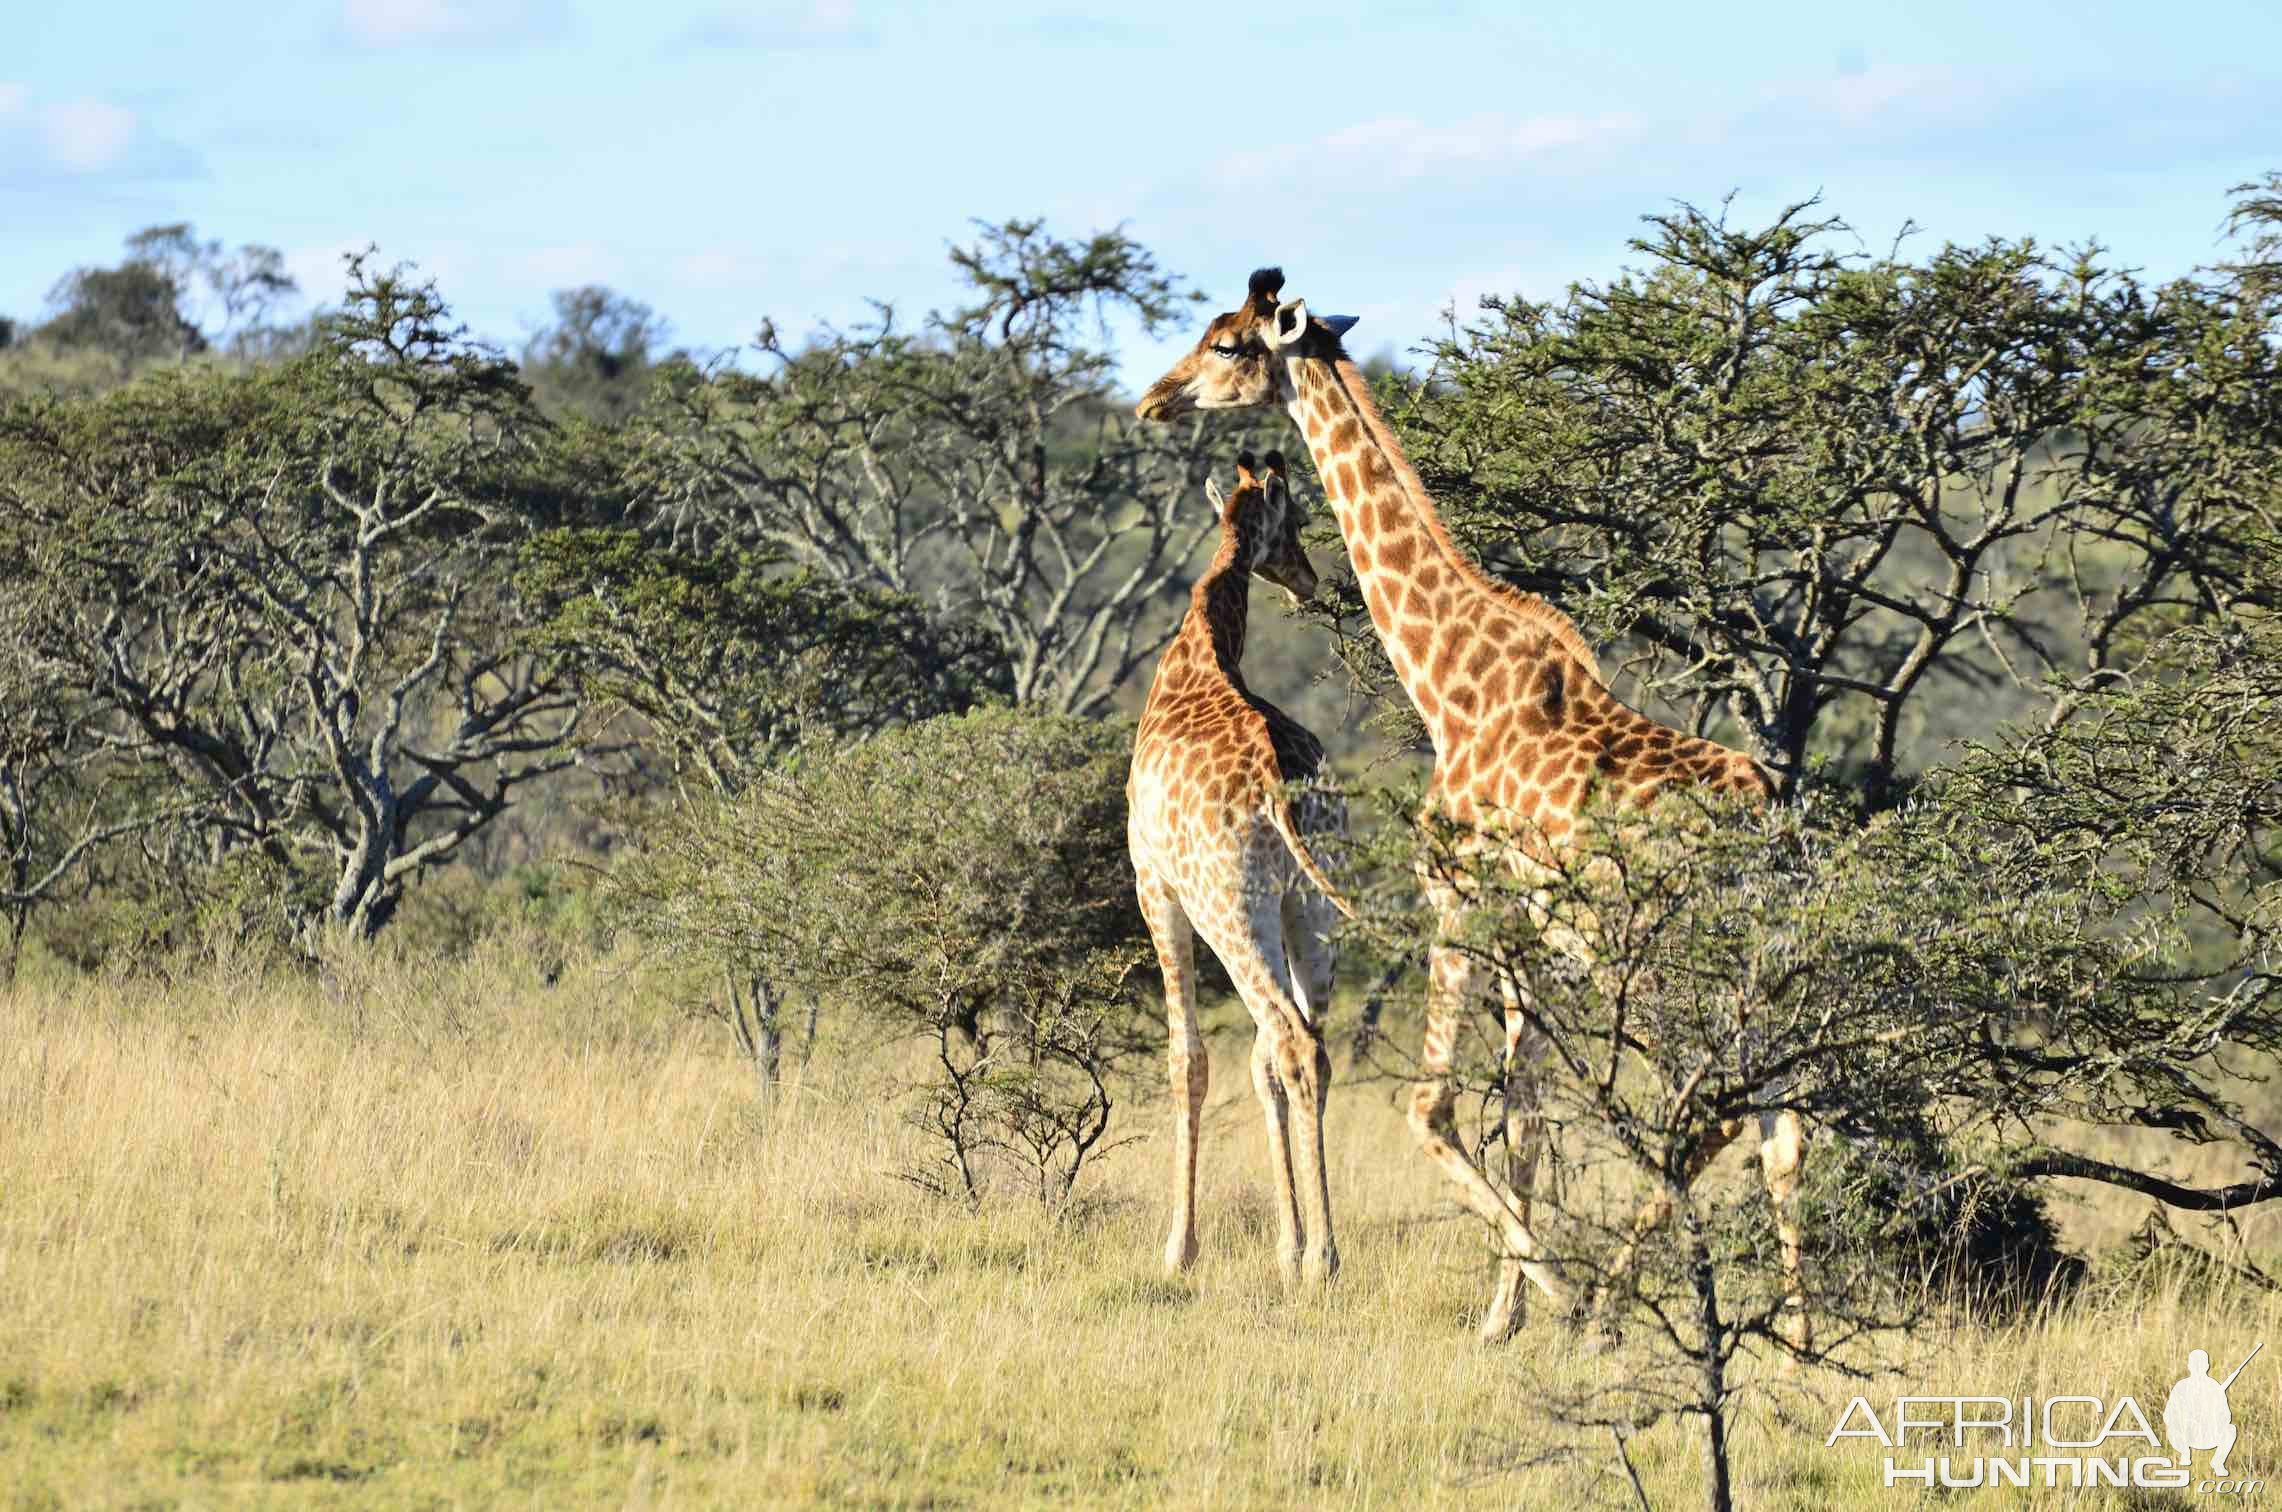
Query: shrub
[{"left": 602, "top": 707, "right": 1154, "bottom": 1203}]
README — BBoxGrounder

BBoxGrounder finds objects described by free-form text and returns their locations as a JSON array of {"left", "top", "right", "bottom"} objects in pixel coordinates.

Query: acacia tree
[
  {"left": 520, "top": 286, "right": 670, "bottom": 426},
  {"left": 520, "top": 526, "right": 1009, "bottom": 1085},
  {"left": 519, "top": 528, "right": 1008, "bottom": 797},
  {"left": 1329, "top": 182, "right": 2282, "bottom": 1506},
  {"left": 600, "top": 708, "right": 1152, "bottom": 1194},
  {"left": 0, "top": 592, "right": 177, "bottom": 979},
  {"left": 0, "top": 256, "right": 594, "bottom": 950},
  {"left": 635, "top": 219, "right": 1258, "bottom": 716},
  {"left": 1368, "top": 744, "right": 2269, "bottom": 1510},
  {"left": 1381, "top": 190, "right": 2282, "bottom": 805},
  {"left": 33, "top": 223, "right": 297, "bottom": 373}
]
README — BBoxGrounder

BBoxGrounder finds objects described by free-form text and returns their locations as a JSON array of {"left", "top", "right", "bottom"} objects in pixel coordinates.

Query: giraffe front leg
[
  {"left": 1409, "top": 940, "right": 1568, "bottom": 1341},
  {"left": 1203, "top": 895, "right": 1324, "bottom": 1289},
  {"left": 1139, "top": 874, "right": 1206, "bottom": 1274},
  {"left": 1588, "top": 1119, "right": 1741, "bottom": 1337},
  {"left": 1273, "top": 1023, "right": 1337, "bottom": 1287}
]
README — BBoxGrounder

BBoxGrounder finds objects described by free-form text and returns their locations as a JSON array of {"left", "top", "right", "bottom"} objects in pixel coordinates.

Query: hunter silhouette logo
[
  {"left": 2168, "top": 1344, "right": 2261, "bottom": 1478},
  {"left": 1828, "top": 1339, "right": 2267, "bottom": 1492}
]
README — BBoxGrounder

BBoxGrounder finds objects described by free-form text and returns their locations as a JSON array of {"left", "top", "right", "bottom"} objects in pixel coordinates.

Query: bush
[
  {"left": 602, "top": 707, "right": 1154, "bottom": 1203},
  {"left": 1784, "top": 1123, "right": 2084, "bottom": 1318}
]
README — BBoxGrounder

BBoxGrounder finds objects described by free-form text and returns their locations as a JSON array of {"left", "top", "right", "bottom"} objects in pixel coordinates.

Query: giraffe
[
  {"left": 1135, "top": 269, "right": 1809, "bottom": 1349},
  {"left": 1128, "top": 449, "right": 1352, "bottom": 1287}
]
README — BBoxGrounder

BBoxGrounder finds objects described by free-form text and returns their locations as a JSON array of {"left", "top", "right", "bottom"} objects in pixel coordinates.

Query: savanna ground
[{"left": 4, "top": 938, "right": 2276, "bottom": 1509}]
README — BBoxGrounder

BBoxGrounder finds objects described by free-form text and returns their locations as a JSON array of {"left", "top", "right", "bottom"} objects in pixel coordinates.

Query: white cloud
[
  {"left": 1217, "top": 110, "right": 1642, "bottom": 189},
  {"left": 337, "top": 0, "right": 568, "bottom": 49},
  {"left": 41, "top": 99, "right": 137, "bottom": 172},
  {"left": 0, "top": 86, "right": 193, "bottom": 184},
  {"left": 678, "top": 3, "right": 873, "bottom": 50},
  {"left": 1775, "top": 64, "right": 1979, "bottom": 129},
  {"left": 1211, "top": 63, "right": 1990, "bottom": 198}
]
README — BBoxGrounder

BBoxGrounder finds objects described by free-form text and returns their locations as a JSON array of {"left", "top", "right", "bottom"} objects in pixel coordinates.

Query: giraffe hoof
[
  {"left": 1303, "top": 1246, "right": 1340, "bottom": 1287},
  {"left": 1475, "top": 1300, "right": 1525, "bottom": 1344}
]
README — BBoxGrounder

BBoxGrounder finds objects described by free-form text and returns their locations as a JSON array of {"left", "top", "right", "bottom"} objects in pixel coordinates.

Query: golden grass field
[{"left": 4, "top": 936, "right": 2278, "bottom": 1509}]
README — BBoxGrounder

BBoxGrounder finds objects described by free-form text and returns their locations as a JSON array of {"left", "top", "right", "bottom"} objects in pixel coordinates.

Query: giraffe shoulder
[{"left": 1249, "top": 697, "right": 1329, "bottom": 785}]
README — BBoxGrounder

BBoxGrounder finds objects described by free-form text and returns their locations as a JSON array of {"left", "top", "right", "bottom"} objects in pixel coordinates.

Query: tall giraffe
[
  {"left": 1136, "top": 270, "right": 1808, "bottom": 1348},
  {"left": 1128, "top": 450, "right": 1351, "bottom": 1286}
]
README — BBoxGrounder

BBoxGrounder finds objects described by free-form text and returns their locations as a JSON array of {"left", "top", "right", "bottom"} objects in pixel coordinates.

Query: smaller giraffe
[{"left": 1128, "top": 450, "right": 1351, "bottom": 1286}]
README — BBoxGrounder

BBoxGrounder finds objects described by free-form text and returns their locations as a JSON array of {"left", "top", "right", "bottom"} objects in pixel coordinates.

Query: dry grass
[{"left": 3, "top": 938, "right": 2279, "bottom": 1508}]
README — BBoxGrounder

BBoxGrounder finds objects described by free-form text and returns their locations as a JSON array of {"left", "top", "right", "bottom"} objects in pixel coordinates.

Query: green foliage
[
  {"left": 1376, "top": 192, "right": 2282, "bottom": 803},
  {"left": 1329, "top": 516, "right": 2282, "bottom": 1492},
  {"left": 632, "top": 218, "right": 1261, "bottom": 717},
  {"left": 0, "top": 256, "right": 590, "bottom": 948},
  {"left": 1786, "top": 1124, "right": 2082, "bottom": 1317},
  {"left": 602, "top": 707, "right": 1152, "bottom": 1202},
  {"left": 518, "top": 527, "right": 1008, "bottom": 794},
  {"left": 39, "top": 260, "right": 206, "bottom": 365}
]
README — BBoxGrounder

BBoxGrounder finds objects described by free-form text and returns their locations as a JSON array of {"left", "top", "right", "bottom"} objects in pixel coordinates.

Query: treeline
[
  {"left": 0, "top": 220, "right": 1265, "bottom": 976},
  {"left": 0, "top": 179, "right": 2274, "bottom": 959}
]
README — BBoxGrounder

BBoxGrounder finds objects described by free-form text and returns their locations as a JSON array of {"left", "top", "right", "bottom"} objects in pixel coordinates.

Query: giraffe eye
[{"left": 1210, "top": 342, "right": 1243, "bottom": 359}]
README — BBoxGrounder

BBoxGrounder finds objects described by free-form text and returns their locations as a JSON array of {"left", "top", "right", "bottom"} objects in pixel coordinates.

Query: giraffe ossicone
[
  {"left": 1127, "top": 449, "right": 1350, "bottom": 1287},
  {"left": 1137, "top": 270, "right": 1810, "bottom": 1351}
]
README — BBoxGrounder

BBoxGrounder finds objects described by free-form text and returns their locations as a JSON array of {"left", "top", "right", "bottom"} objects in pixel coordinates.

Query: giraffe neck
[
  {"left": 1281, "top": 354, "right": 1522, "bottom": 749},
  {"left": 1187, "top": 530, "right": 1251, "bottom": 684},
  {"left": 1139, "top": 529, "right": 1253, "bottom": 732}
]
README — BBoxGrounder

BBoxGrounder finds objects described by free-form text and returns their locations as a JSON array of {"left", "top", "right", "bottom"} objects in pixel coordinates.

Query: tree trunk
[
  {"left": 725, "top": 965, "right": 782, "bottom": 1097},
  {"left": 2, "top": 906, "right": 23, "bottom": 985},
  {"left": 1683, "top": 1198, "right": 1735, "bottom": 1512},
  {"left": 750, "top": 971, "right": 782, "bottom": 1089}
]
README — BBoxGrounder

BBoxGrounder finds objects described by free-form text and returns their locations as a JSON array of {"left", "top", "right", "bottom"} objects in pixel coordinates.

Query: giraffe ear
[
  {"left": 1269, "top": 298, "right": 1309, "bottom": 348},
  {"left": 1263, "top": 466, "right": 1291, "bottom": 516},
  {"left": 1204, "top": 476, "right": 1230, "bottom": 521},
  {"left": 1318, "top": 314, "right": 1359, "bottom": 339}
]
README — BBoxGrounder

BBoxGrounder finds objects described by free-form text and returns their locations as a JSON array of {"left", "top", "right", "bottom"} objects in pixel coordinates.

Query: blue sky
[{"left": 4, "top": 0, "right": 2275, "bottom": 391}]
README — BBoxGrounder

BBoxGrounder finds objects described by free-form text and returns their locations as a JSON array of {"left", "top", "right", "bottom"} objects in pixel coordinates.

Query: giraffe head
[
  {"left": 1205, "top": 449, "right": 1317, "bottom": 605},
  {"left": 1135, "top": 268, "right": 1358, "bottom": 422}
]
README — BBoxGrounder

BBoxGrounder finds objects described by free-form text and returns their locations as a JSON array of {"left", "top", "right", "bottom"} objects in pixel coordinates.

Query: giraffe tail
[{"left": 1269, "top": 798, "right": 1357, "bottom": 921}]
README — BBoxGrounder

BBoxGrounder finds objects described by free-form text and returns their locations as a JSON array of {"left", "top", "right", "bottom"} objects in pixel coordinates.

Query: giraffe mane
[{"left": 1322, "top": 353, "right": 1605, "bottom": 686}]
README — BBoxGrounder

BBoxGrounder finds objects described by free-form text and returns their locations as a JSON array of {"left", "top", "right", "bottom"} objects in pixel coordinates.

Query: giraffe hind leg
[
  {"left": 1199, "top": 895, "right": 1336, "bottom": 1288},
  {"left": 1759, "top": 1108, "right": 1810, "bottom": 1356},
  {"left": 1249, "top": 1030, "right": 1304, "bottom": 1284},
  {"left": 1283, "top": 885, "right": 1341, "bottom": 1282},
  {"left": 1481, "top": 979, "right": 1546, "bottom": 1340},
  {"left": 1138, "top": 871, "right": 1206, "bottom": 1275},
  {"left": 1587, "top": 1118, "right": 1742, "bottom": 1337}
]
